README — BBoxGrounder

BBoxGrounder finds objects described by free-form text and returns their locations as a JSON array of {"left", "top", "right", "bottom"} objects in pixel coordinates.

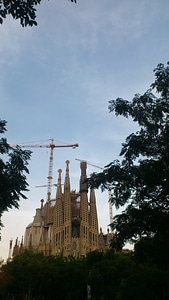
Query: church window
[{"left": 72, "top": 219, "right": 80, "bottom": 238}]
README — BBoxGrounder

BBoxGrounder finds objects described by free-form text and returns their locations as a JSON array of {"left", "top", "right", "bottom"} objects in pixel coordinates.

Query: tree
[
  {"left": 0, "top": 0, "right": 76, "bottom": 27},
  {"left": 88, "top": 62, "right": 169, "bottom": 247},
  {"left": 1, "top": 249, "right": 169, "bottom": 299},
  {"left": 0, "top": 251, "right": 87, "bottom": 300},
  {"left": 0, "top": 119, "right": 31, "bottom": 228},
  {"left": 134, "top": 235, "right": 169, "bottom": 270}
]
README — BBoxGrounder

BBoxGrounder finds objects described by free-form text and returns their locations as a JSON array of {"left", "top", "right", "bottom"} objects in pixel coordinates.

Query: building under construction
[{"left": 12, "top": 160, "right": 113, "bottom": 259}]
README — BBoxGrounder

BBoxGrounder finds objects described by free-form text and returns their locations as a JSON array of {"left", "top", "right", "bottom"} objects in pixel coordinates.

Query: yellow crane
[
  {"left": 11, "top": 139, "right": 78, "bottom": 201},
  {"left": 75, "top": 158, "right": 113, "bottom": 230}
]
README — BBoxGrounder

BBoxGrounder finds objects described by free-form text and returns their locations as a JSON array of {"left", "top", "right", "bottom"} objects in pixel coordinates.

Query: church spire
[
  {"left": 64, "top": 160, "right": 70, "bottom": 189},
  {"left": 56, "top": 169, "right": 62, "bottom": 199},
  {"left": 63, "top": 160, "right": 71, "bottom": 256},
  {"left": 7, "top": 239, "right": 13, "bottom": 261},
  {"left": 89, "top": 186, "right": 99, "bottom": 250},
  {"left": 79, "top": 161, "right": 89, "bottom": 255},
  {"left": 54, "top": 168, "right": 63, "bottom": 255},
  {"left": 79, "top": 161, "right": 88, "bottom": 193}
]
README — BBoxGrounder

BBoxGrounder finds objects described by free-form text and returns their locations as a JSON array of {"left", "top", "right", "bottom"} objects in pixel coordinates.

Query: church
[{"left": 12, "top": 160, "right": 113, "bottom": 258}]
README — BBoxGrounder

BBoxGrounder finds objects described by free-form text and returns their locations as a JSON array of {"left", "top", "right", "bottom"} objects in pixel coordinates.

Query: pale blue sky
[{"left": 1, "top": 0, "right": 169, "bottom": 260}]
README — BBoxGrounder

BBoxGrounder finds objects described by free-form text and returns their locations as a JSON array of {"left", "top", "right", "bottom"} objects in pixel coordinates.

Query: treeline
[{"left": 0, "top": 237, "right": 169, "bottom": 300}]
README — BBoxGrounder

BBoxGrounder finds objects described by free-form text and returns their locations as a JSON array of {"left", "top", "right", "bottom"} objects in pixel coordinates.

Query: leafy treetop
[
  {"left": 0, "top": 0, "right": 76, "bottom": 27},
  {"left": 88, "top": 62, "right": 169, "bottom": 247},
  {"left": 0, "top": 119, "right": 31, "bottom": 227}
]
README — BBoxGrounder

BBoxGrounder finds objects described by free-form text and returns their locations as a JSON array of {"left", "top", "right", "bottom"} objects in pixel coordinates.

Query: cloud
[{"left": 0, "top": 0, "right": 169, "bottom": 261}]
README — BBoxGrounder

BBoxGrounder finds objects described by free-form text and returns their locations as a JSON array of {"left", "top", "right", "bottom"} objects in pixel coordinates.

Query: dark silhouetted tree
[
  {"left": 0, "top": 119, "right": 31, "bottom": 228},
  {"left": 88, "top": 62, "right": 169, "bottom": 247},
  {"left": 0, "top": 0, "right": 76, "bottom": 27}
]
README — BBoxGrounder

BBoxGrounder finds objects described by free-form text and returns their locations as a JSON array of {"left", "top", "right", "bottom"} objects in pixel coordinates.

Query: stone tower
[
  {"left": 79, "top": 161, "right": 89, "bottom": 256},
  {"left": 89, "top": 187, "right": 99, "bottom": 251},
  {"left": 53, "top": 169, "right": 63, "bottom": 256},
  {"left": 21, "top": 160, "right": 112, "bottom": 258},
  {"left": 63, "top": 160, "right": 72, "bottom": 257}
]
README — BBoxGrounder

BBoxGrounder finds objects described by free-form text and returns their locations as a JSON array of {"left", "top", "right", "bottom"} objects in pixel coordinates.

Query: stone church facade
[{"left": 13, "top": 161, "right": 113, "bottom": 258}]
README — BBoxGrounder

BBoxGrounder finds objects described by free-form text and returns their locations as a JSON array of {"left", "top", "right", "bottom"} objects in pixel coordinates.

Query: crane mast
[
  {"left": 75, "top": 158, "right": 113, "bottom": 230},
  {"left": 11, "top": 139, "right": 78, "bottom": 201},
  {"left": 47, "top": 139, "right": 54, "bottom": 201}
]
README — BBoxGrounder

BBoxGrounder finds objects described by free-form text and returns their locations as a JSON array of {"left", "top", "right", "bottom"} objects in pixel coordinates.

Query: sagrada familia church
[{"left": 12, "top": 160, "right": 114, "bottom": 259}]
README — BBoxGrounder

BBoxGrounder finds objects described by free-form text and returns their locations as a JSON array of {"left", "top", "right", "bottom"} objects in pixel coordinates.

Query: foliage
[
  {"left": 0, "top": 251, "right": 87, "bottom": 300},
  {"left": 0, "top": 249, "right": 168, "bottom": 299},
  {"left": 134, "top": 234, "right": 169, "bottom": 270},
  {"left": 0, "top": 0, "right": 76, "bottom": 27},
  {"left": 88, "top": 62, "right": 169, "bottom": 247},
  {"left": 0, "top": 119, "right": 31, "bottom": 224}
]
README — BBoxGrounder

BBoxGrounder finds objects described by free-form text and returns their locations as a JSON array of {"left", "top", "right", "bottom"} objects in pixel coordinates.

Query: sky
[{"left": 1, "top": 0, "right": 169, "bottom": 261}]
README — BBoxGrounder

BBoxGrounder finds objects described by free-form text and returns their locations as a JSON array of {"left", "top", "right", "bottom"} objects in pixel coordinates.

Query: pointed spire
[
  {"left": 64, "top": 160, "right": 70, "bottom": 189},
  {"left": 89, "top": 188, "right": 96, "bottom": 203},
  {"left": 40, "top": 199, "right": 44, "bottom": 210},
  {"left": 56, "top": 169, "right": 62, "bottom": 198},
  {"left": 89, "top": 176, "right": 98, "bottom": 237},
  {"left": 89, "top": 174, "right": 96, "bottom": 203},
  {"left": 8, "top": 239, "right": 13, "bottom": 260},
  {"left": 21, "top": 236, "right": 23, "bottom": 246},
  {"left": 12, "top": 237, "right": 20, "bottom": 257},
  {"left": 80, "top": 161, "right": 88, "bottom": 193},
  {"left": 20, "top": 236, "right": 24, "bottom": 254},
  {"left": 15, "top": 237, "right": 18, "bottom": 246}
]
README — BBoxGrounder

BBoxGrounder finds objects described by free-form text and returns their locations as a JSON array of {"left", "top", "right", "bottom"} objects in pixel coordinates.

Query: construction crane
[
  {"left": 11, "top": 139, "right": 78, "bottom": 201},
  {"left": 75, "top": 158, "right": 113, "bottom": 230}
]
